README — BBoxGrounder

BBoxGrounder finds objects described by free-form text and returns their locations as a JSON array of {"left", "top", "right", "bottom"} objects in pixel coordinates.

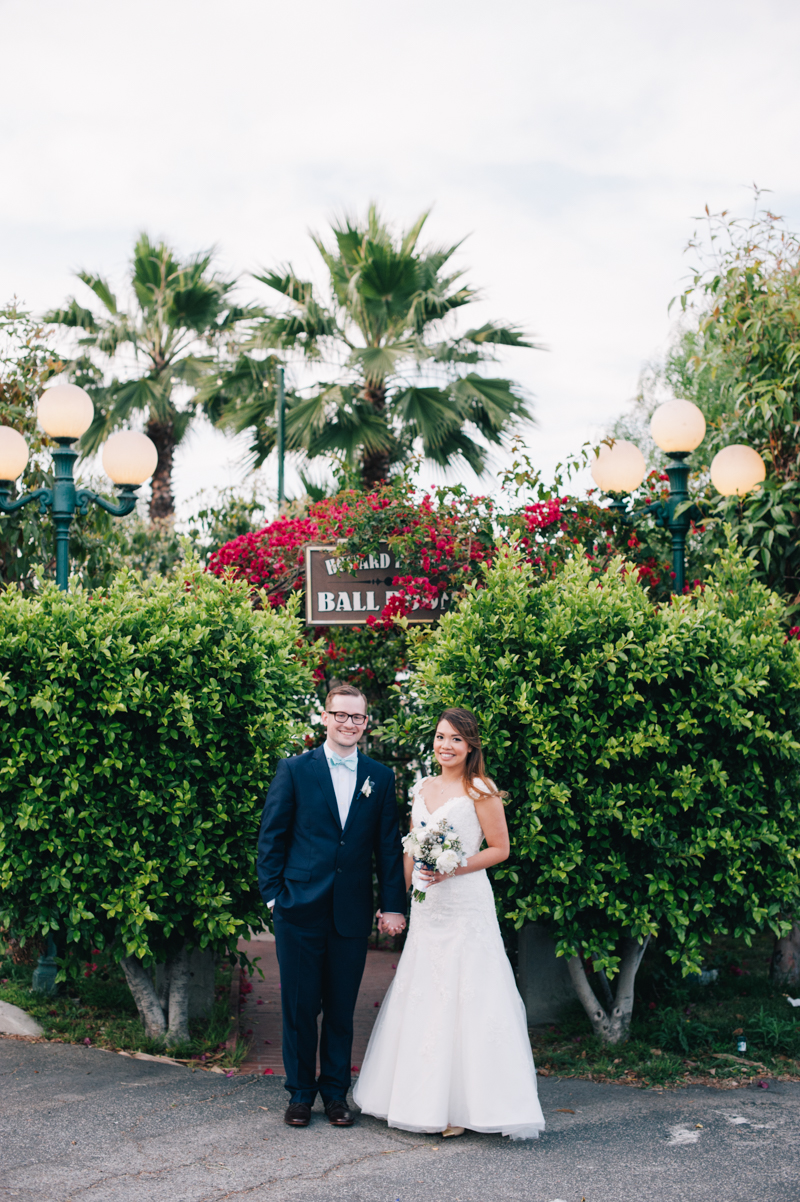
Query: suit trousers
[{"left": 273, "top": 911, "right": 368, "bottom": 1104}]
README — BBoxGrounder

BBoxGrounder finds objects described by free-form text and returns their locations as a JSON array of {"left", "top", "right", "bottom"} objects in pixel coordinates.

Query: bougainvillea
[{"left": 206, "top": 460, "right": 676, "bottom": 793}]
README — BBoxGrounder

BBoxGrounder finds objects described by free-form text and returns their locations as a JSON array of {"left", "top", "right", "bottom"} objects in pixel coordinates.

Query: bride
[{"left": 353, "top": 707, "right": 545, "bottom": 1140}]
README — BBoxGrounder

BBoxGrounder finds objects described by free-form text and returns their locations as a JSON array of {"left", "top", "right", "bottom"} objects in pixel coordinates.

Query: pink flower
[
  {"left": 83, "top": 1037, "right": 91, "bottom": 1045},
  {"left": 263, "top": 1068, "right": 274, "bottom": 1075}
]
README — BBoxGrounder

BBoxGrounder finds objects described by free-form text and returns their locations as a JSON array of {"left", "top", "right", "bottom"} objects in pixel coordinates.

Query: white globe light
[
  {"left": 37, "top": 383, "right": 94, "bottom": 439},
  {"left": 102, "top": 431, "right": 158, "bottom": 486},
  {"left": 590, "top": 440, "right": 647, "bottom": 494},
  {"left": 0, "top": 427, "right": 29, "bottom": 481},
  {"left": 650, "top": 399, "right": 706, "bottom": 453},
  {"left": 710, "top": 444, "right": 766, "bottom": 497}
]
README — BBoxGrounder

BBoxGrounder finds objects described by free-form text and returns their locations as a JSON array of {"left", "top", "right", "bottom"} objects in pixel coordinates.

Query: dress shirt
[{"left": 324, "top": 741, "right": 358, "bottom": 829}]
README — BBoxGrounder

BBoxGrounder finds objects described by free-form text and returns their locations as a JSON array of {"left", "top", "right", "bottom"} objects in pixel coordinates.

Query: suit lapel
[
  {"left": 311, "top": 745, "right": 342, "bottom": 830},
  {"left": 342, "top": 753, "right": 370, "bottom": 837}
]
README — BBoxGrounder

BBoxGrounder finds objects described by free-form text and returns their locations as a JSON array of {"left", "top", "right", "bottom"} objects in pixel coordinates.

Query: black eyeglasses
[{"left": 327, "top": 711, "right": 368, "bottom": 726}]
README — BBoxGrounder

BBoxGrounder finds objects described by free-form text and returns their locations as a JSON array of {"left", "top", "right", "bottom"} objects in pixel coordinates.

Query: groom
[{"left": 257, "top": 684, "right": 407, "bottom": 1128}]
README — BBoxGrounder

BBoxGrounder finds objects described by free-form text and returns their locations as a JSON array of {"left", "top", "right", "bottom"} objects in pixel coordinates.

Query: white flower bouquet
[{"left": 402, "top": 816, "right": 467, "bottom": 903}]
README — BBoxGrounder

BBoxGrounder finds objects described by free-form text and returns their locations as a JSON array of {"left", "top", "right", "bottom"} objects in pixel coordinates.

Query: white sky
[{"left": 2, "top": 0, "right": 800, "bottom": 518}]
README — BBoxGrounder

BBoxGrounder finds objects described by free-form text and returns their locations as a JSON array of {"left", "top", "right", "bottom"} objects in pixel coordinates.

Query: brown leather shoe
[
  {"left": 324, "top": 1098, "right": 355, "bottom": 1126},
  {"left": 284, "top": 1102, "right": 312, "bottom": 1126}
]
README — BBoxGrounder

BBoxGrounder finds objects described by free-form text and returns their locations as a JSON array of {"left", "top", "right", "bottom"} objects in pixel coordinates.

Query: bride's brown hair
[{"left": 435, "top": 707, "right": 506, "bottom": 800}]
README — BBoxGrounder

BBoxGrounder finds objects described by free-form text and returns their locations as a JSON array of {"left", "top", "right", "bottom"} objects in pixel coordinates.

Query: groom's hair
[{"left": 325, "top": 683, "right": 367, "bottom": 710}]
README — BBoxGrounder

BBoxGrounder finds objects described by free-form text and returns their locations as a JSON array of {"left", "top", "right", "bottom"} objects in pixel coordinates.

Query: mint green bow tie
[{"left": 329, "top": 753, "right": 357, "bottom": 770}]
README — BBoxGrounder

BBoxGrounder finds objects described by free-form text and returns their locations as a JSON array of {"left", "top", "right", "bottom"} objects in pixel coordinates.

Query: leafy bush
[
  {"left": 653, "top": 1009, "right": 717, "bottom": 1056},
  {"left": 0, "top": 562, "right": 313, "bottom": 1043},
  {"left": 398, "top": 540, "right": 800, "bottom": 1042}
]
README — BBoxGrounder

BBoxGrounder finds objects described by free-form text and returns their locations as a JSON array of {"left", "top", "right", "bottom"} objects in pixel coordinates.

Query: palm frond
[
  {"left": 348, "top": 344, "right": 410, "bottom": 385},
  {"left": 76, "top": 272, "right": 118, "bottom": 315},
  {"left": 400, "top": 210, "right": 431, "bottom": 256},
  {"left": 420, "top": 426, "right": 488, "bottom": 474},
  {"left": 448, "top": 374, "right": 534, "bottom": 442},
  {"left": 304, "top": 400, "right": 393, "bottom": 463},
  {"left": 463, "top": 321, "right": 540, "bottom": 350},
  {"left": 42, "top": 300, "right": 98, "bottom": 332},
  {"left": 252, "top": 270, "right": 314, "bottom": 305},
  {"left": 391, "top": 385, "right": 464, "bottom": 449}
]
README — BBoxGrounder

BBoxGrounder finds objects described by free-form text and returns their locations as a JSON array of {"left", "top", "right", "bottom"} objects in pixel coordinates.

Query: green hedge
[
  {"left": 0, "top": 563, "right": 313, "bottom": 969},
  {"left": 400, "top": 542, "right": 800, "bottom": 977}
]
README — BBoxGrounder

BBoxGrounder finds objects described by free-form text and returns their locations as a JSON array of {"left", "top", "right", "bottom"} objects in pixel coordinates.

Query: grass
[
  {"left": 0, "top": 942, "right": 241, "bottom": 1070},
  {"left": 530, "top": 932, "right": 800, "bottom": 1088}
]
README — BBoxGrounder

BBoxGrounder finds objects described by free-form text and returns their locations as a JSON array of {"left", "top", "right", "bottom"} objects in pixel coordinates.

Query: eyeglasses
[{"left": 326, "top": 710, "right": 368, "bottom": 726}]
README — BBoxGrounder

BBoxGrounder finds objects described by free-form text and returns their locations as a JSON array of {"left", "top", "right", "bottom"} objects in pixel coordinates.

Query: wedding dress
[{"left": 353, "top": 780, "right": 545, "bottom": 1140}]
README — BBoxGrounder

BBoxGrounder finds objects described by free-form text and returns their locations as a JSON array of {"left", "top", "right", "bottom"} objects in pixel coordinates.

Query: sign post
[{"left": 305, "top": 543, "right": 448, "bottom": 625}]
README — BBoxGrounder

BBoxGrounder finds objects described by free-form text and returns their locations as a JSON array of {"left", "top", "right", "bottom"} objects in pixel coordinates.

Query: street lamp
[
  {"left": 0, "top": 384, "right": 157, "bottom": 591},
  {"left": 0, "top": 385, "right": 157, "bottom": 994},
  {"left": 709, "top": 444, "right": 766, "bottom": 497},
  {"left": 590, "top": 402, "right": 766, "bottom": 594},
  {"left": 590, "top": 439, "right": 647, "bottom": 515}
]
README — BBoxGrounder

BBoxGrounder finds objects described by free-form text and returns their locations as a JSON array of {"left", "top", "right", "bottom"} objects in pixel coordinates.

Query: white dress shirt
[{"left": 324, "top": 740, "right": 358, "bottom": 829}]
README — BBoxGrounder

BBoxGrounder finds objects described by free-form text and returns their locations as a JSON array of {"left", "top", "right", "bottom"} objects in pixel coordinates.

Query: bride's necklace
[{"left": 434, "top": 771, "right": 459, "bottom": 797}]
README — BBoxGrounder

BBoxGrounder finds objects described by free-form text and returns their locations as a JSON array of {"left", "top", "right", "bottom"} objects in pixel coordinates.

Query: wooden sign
[{"left": 304, "top": 543, "right": 449, "bottom": 625}]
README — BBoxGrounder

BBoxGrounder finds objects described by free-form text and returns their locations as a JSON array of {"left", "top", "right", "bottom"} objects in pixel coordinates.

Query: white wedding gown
[{"left": 353, "top": 780, "right": 545, "bottom": 1139}]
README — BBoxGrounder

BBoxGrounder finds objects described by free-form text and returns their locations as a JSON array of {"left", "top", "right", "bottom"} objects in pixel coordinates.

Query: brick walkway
[{"left": 235, "top": 928, "right": 401, "bottom": 1076}]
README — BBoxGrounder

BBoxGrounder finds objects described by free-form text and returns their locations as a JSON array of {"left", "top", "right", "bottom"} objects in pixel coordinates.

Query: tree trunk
[
  {"left": 771, "top": 921, "right": 800, "bottom": 986},
  {"left": 120, "top": 955, "right": 167, "bottom": 1041},
  {"left": 361, "top": 449, "right": 392, "bottom": 489},
  {"left": 567, "top": 935, "right": 650, "bottom": 1044},
  {"left": 165, "top": 943, "right": 192, "bottom": 1045},
  {"left": 145, "top": 419, "right": 176, "bottom": 522},
  {"left": 360, "top": 382, "right": 391, "bottom": 489},
  {"left": 120, "top": 942, "right": 193, "bottom": 1047}
]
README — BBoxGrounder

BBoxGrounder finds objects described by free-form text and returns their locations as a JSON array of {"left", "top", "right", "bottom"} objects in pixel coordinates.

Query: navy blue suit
[{"left": 257, "top": 745, "right": 406, "bottom": 1103}]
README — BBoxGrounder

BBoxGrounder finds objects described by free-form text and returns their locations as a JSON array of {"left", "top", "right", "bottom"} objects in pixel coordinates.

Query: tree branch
[{"left": 567, "top": 955, "right": 610, "bottom": 1039}]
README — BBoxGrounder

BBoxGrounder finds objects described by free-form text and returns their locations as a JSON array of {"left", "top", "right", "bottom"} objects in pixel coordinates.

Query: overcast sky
[{"left": 3, "top": 0, "right": 800, "bottom": 517}]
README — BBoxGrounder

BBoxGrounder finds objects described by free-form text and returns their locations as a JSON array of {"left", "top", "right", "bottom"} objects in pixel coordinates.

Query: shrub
[
  {"left": 0, "top": 562, "right": 313, "bottom": 1044},
  {"left": 397, "top": 541, "right": 800, "bottom": 1042}
]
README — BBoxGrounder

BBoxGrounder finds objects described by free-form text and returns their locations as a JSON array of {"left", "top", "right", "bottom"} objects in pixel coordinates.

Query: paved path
[
  {"left": 236, "top": 930, "right": 399, "bottom": 1076},
  {"left": 2, "top": 1037, "right": 799, "bottom": 1201}
]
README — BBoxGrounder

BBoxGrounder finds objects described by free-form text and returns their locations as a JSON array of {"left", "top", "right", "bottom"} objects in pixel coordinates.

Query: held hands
[{"left": 377, "top": 910, "right": 406, "bottom": 937}]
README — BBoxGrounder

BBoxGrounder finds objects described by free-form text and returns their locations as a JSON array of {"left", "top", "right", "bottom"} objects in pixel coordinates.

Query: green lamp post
[
  {"left": 591, "top": 399, "right": 766, "bottom": 594},
  {"left": 0, "top": 384, "right": 158, "bottom": 591},
  {"left": 0, "top": 383, "right": 157, "bottom": 993}
]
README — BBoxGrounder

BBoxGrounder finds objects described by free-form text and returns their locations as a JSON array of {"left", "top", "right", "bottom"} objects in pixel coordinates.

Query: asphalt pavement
[{"left": 1, "top": 1037, "right": 798, "bottom": 1202}]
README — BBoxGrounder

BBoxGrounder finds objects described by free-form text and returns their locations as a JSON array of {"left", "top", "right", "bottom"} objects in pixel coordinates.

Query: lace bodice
[{"left": 409, "top": 778, "right": 486, "bottom": 858}]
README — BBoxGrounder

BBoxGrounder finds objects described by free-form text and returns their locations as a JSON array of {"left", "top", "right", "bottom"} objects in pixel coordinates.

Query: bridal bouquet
[{"left": 402, "top": 817, "right": 467, "bottom": 903}]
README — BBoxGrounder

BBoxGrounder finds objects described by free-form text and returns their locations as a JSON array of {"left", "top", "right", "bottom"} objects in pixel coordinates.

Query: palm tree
[
  {"left": 44, "top": 234, "right": 254, "bottom": 521},
  {"left": 203, "top": 207, "right": 537, "bottom": 488}
]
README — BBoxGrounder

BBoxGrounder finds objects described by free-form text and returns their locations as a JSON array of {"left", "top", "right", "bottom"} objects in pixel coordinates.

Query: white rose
[{"left": 435, "top": 849, "right": 460, "bottom": 875}]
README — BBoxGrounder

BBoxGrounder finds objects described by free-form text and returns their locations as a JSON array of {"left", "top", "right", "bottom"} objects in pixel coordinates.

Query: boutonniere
[{"left": 360, "top": 777, "right": 374, "bottom": 798}]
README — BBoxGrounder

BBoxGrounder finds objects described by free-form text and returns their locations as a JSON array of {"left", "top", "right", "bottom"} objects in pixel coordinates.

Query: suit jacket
[{"left": 257, "top": 745, "right": 407, "bottom": 937}]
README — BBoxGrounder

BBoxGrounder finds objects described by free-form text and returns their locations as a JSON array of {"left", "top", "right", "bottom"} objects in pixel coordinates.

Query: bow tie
[{"left": 329, "top": 752, "right": 357, "bottom": 771}]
